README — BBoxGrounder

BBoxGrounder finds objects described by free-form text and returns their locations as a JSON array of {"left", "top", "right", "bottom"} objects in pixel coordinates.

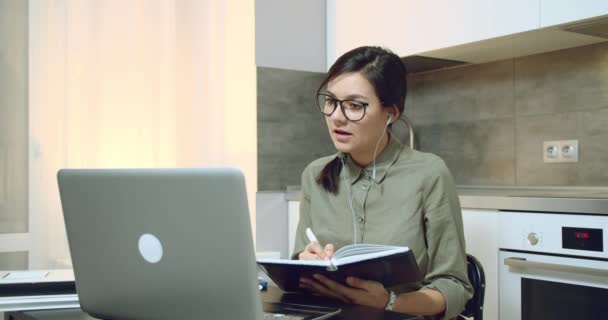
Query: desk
[{"left": 4, "top": 286, "right": 423, "bottom": 320}]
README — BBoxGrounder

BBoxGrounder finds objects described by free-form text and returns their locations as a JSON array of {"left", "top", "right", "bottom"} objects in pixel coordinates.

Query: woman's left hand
[{"left": 300, "top": 274, "right": 390, "bottom": 309}]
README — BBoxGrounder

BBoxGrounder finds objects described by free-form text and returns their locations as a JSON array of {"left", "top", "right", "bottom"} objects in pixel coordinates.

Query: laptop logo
[{"left": 138, "top": 233, "right": 163, "bottom": 263}]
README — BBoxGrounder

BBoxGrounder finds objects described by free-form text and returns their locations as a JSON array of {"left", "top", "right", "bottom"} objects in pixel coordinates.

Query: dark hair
[{"left": 316, "top": 46, "right": 407, "bottom": 194}]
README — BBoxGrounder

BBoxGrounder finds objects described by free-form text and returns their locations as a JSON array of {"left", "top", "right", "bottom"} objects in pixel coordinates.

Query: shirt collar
[{"left": 340, "top": 136, "right": 404, "bottom": 185}]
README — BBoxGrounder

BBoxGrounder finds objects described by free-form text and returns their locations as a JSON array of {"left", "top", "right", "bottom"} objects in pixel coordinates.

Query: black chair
[{"left": 459, "top": 254, "right": 486, "bottom": 320}]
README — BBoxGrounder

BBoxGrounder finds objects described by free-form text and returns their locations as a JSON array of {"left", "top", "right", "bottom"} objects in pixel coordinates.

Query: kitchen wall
[
  {"left": 255, "top": 0, "right": 330, "bottom": 191},
  {"left": 258, "top": 42, "right": 608, "bottom": 189},
  {"left": 257, "top": 67, "right": 335, "bottom": 190},
  {"left": 407, "top": 41, "right": 608, "bottom": 186}
]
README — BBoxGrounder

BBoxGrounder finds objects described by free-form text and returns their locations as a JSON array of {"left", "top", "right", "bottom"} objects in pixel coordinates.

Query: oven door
[{"left": 499, "top": 250, "right": 608, "bottom": 320}]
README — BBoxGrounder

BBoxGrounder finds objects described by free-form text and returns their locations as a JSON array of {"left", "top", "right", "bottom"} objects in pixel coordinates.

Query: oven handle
[{"left": 504, "top": 257, "right": 608, "bottom": 277}]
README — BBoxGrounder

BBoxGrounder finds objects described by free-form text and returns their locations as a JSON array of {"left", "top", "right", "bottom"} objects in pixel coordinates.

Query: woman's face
[{"left": 324, "top": 71, "right": 394, "bottom": 163}]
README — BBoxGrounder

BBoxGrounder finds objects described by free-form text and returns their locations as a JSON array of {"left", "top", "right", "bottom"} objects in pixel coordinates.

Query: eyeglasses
[{"left": 316, "top": 93, "right": 369, "bottom": 121}]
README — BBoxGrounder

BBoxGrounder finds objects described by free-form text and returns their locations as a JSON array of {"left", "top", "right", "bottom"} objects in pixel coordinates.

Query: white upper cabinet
[
  {"left": 330, "top": 0, "right": 539, "bottom": 63},
  {"left": 256, "top": 0, "right": 327, "bottom": 72},
  {"left": 540, "top": 0, "right": 608, "bottom": 27}
]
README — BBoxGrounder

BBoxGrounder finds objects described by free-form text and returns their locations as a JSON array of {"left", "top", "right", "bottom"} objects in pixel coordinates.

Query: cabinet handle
[{"left": 504, "top": 257, "right": 608, "bottom": 277}]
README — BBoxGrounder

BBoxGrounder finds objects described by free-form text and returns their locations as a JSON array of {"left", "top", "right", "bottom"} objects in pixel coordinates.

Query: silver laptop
[{"left": 58, "top": 168, "right": 340, "bottom": 320}]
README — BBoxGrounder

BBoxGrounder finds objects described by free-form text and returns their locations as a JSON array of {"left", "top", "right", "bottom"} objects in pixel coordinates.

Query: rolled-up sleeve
[{"left": 421, "top": 158, "right": 473, "bottom": 320}]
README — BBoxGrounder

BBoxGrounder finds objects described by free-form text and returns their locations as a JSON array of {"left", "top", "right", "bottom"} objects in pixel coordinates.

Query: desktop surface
[{"left": 6, "top": 286, "right": 423, "bottom": 320}]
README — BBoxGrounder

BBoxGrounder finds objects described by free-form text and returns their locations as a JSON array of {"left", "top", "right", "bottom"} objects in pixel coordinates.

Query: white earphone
[
  {"left": 386, "top": 113, "right": 394, "bottom": 126},
  {"left": 340, "top": 156, "right": 358, "bottom": 244},
  {"left": 372, "top": 112, "right": 395, "bottom": 179}
]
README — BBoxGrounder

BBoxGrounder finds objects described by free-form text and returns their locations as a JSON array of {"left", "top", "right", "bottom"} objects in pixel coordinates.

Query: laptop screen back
[{"left": 58, "top": 168, "right": 263, "bottom": 320}]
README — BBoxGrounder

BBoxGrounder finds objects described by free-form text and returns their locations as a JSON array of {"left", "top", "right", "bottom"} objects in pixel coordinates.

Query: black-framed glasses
[{"left": 316, "top": 93, "right": 369, "bottom": 121}]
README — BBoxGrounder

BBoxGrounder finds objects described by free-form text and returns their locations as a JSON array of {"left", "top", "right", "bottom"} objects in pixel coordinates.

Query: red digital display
[{"left": 563, "top": 227, "right": 603, "bottom": 252}]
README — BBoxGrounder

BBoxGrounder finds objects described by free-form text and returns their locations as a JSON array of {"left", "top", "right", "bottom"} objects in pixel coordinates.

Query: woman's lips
[{"left": 333, "top": 129, "right": 352, "bottom": 142}]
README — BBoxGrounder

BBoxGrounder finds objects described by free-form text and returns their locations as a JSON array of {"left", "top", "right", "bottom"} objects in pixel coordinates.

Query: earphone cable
[{"left": 340, "top": 156, "right": 358, "bottom": 245}]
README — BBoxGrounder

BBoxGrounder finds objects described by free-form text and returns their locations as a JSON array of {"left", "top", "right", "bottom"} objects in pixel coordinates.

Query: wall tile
[
  {"left": 577, "top": 107, "right": 608, "bottom": 185},
  {"left": 408, "top": 42, "right": 608, "bottom": 187},
  {"left": 407, "top": 60, "right": 515, "bottom": 125},
  {"left": 417, "top": 118, "right": 515, "bottom": 185},
  {"left": 515, "top": 113, "right": 580, "bottom": 185},
  {"left": 516, "top": 107, "right": 608, "bottom": 186},
  {"left": 515, "top": 42, "right": 608, "bottom": 116},
  {"left": 260, "top": 42, "right": 608, "bottom": 188},
  {"left": 257, "top": 67, "right": 335, "bottom": 190}
]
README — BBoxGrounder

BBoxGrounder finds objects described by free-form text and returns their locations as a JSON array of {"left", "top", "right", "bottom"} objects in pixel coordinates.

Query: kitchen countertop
[{"left": 281, "top": 185, "right": 608, "bottom": 215}]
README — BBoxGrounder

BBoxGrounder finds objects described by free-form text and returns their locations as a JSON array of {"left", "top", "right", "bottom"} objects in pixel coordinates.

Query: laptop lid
[{"left": 58, "top": 168, "right": 263, "bottom": 320}]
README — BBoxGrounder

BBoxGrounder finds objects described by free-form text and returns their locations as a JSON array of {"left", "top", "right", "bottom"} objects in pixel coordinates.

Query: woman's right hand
[{"left": 298, "top": 242, "right": 335, "bottom": 260}]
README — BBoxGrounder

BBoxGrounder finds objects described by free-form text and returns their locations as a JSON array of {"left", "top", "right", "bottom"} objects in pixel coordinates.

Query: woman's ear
[{"left": 386, "top": 106, "right": 401, "bottom": 124}]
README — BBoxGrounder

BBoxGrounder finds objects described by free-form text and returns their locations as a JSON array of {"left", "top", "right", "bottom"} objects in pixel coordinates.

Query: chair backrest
[{"left": 459, "top": 254, "right": 486, "bottom": 320}]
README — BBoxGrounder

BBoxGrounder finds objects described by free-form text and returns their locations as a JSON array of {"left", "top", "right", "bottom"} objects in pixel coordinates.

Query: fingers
[
  {"left": 298, "top": 250, "right": 318, "bottom": 260},
  {"left": 345, "top": 277, "right": 389, "bottom": 309},
  {"left": 324, "top": 243, "right": 335, "bottom": 260},
  {"left": 310, "top": 242, "right": 327, "bottom": 259},
  {"left": 300, "top": 275, "right": 389, "bottom": 309},
  {"left": 299, "top": 277, "right": 350, "bottom": 303},
  {"left": 298, "top": 242, "right": 325, "bottom": 260},
  {"left": 299, "top": 242, "right": 336, "bottom": 260},
  {"left": 314, "top": 275, "right": 389, "bottom": 309},
  {"left": 346, "top": 276, "right": 382, "bottom": 292},
  {"left": 312, "top": 274, "right": 359, "bottom": 298}
]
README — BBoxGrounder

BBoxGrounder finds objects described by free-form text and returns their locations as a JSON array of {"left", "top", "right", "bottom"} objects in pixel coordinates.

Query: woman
[{"left": 292, "top": 46, "right": 473, "bottom": 320}]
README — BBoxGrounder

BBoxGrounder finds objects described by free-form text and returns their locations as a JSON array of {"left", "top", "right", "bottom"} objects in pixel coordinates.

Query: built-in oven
[{"left": 499, "top": 211, "right": 608, "bottom": 320}]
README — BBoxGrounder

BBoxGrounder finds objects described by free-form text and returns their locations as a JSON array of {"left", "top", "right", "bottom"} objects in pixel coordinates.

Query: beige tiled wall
[
  {"left": 257, "top": 67, "right": 335, "bottom": 190},
  {"left": 408, "top": 59, "right": 517, "bottom": 185},
  {"left": 257, "top": 42, "right": 608, "bottom": 189},
  {"left": 408, "top": 42, "right": 608, "bottom": 186}
]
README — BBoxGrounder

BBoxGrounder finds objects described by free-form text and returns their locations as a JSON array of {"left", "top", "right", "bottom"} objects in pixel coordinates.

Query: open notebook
[{"left": 257, "top": 244, "right": 423, "bottom": 292}]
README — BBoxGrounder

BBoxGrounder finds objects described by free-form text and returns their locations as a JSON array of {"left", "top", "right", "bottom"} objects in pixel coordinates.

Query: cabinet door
[
  {"left": 330, "top": 0, "right": 539, "bottom": 64},
  {"left": 400, "top": 0, "right": 539, "bottom": 55},
  {"left": 540, "top": 0, "right": 608, "bottom": 27},
  {"left": 256, "top": 0, "right": 327, "bottom": 72},
  {"left": 462, "top": 209, "right": 499, "bottom": 320}
]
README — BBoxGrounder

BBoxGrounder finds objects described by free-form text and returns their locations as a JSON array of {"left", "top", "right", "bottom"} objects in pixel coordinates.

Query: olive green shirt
[{"left": 293, "top": 137, "right": 473, "bottom": 320}]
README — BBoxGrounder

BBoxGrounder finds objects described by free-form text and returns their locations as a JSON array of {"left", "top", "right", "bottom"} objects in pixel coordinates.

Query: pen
[
  {"left": 306, "top": 227, "right": 318, "bottom": 243},
  {"left": 307, "top": 228, "right": 336, "bottom": 268},
  {"left": 258, "top": 277, "right": 268, "bottom": 291}
]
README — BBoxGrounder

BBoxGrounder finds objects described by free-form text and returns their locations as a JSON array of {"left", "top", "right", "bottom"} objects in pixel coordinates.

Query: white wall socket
[{"left": 543, "top": 140, "right": 579, "bottom": 163}]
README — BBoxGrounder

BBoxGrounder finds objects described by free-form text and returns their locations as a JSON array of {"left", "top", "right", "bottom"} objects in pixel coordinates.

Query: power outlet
[{"left": 543, "top": 140, "right": 579, "bottom": 163}]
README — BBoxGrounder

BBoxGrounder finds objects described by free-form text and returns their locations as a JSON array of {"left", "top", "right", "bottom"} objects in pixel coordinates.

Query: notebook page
[
  {"left": 333, "top": 247, "right": 409, "bottom": 266},
  {"left": 256, "top": 258, "right": 331, "bottom": 267},
  {"left": 333, "top": 244, "right": 402, "bottom": 259}
]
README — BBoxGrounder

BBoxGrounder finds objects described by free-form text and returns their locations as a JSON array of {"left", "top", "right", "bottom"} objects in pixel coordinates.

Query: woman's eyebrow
[
  {"left": 343, "top": 94, "right": 369, "bottom": 101},
  {"left": 325, "top": 90, "right": 369, "bottom": 101}
]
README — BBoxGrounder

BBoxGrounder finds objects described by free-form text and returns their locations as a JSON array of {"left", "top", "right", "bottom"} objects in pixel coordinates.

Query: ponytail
[{"left": 316, "top": 156, "right": 343, "bottom": 194}]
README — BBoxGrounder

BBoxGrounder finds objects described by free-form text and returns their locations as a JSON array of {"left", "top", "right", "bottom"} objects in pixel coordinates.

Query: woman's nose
[{"left": 330, "top": 104, "right": 348, "bottom": 122}]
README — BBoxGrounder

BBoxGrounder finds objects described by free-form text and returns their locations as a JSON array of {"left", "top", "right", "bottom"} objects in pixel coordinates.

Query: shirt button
[{"left": 358, "top": 217, "right": 364, "bottom": 223}]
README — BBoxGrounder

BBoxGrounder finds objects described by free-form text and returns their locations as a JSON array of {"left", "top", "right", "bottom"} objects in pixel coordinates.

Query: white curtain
[{"left": 28, "top": 0, "right": 256, "bottom": 269}]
